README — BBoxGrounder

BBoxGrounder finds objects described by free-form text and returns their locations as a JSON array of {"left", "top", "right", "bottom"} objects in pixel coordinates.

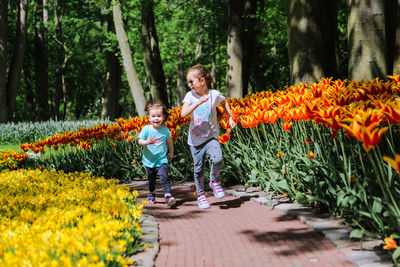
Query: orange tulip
[
  {"left": 281, "top": 121, "right": 293, "bottom": 131},
  {"left": 261, "top": 110, "right": 279, "bottom": 124},
  {"left": 253, "top": 109, "right": 264, "bottom": 121},
  {"left": 382, "top": 101, "right": 400, "bottom": 125},
  {"left": 260, "top": 98, "right": 274, "bottom": 110},
  {"left": 359, "top": 123, "right": 388, "bottom": 152},
  {"left": 383, "top": 235, "right": 397, "bottom": 250},
  {"left": 388, "top": 74, "right": 400, "bottom": 83},
  {"left": 241, "top": 115, "right": 259, "bottom": 128},
  {"left": 218, "top": 129, "right": 231, "bottom": 144},
  {"left": 291, "top": 107, "right": 304, "bottom": 121},
  {"left": 383, "top": 154, "right": 400, "bottom": 174},
  {"left": 281, "top": 109, "right": 293, "bottom": 122},
  {"left": 220, "top": 119, "right": 230, "bottom": 129},
  {"left": 341, "top": 120, "right": 362, "bottom": 141}
]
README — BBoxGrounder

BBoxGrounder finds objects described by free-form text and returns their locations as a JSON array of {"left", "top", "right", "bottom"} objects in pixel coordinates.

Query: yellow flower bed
[{"left": 0, "top": 169, "right": 144, "bottom": 266}]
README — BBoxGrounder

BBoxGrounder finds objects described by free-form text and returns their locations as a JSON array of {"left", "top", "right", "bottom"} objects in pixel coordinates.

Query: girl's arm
[
  {"left": 222, "top": 100, "right": 236, "bottom": 128},
  {"left": 181, "top": 95, "right": 209, "bottom": 117},
  {"left": 166, "top": 136, "right": 174, "bottom": 160},
  {"left": 138, "top": 136, "right": 157, "bottom": 146}
]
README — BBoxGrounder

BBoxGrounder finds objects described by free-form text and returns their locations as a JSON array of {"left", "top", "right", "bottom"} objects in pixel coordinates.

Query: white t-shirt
[{"left": 183, "top": 89, "right": 225, "bottom": 146}]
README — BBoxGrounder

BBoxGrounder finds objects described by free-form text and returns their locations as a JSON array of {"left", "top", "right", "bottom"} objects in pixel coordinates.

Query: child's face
[
  {"left": 187, "top": 71, "right": 207, "bottom": 95},
  {"left": 148, "top": 107, "right": 164, "bottom": 129}
]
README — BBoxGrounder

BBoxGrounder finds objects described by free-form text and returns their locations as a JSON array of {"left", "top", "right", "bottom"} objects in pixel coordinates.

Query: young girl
[
  {"left": 138, "top": 102, "right": 176, "bottom": 207},
  {"left": 181, "top": 64, "right": 236, "bottom": 209}
]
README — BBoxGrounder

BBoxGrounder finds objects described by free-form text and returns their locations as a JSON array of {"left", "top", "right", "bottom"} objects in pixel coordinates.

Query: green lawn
[{"left": 0, "top": 143, "right": 23, "bottom": 152}]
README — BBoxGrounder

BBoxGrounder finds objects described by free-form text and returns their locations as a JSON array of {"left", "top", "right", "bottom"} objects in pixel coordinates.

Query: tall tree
[
  {"left": 287, "top": 0, "right": 339, "bottom": 85},
  {"left": 0, "top": 0, "right": 8, "bottom": 122},
  {"left": 102, "top": 16, "right": 121, "bottom": 120},
  {"left": 393, "top": 0, "right": 400, "bottom": 75},
  {"left": 7, "top": 0, "right": 28, "bottom": 122},
  {"left": 176, "top": 46, "right": 185, "bottom": 106},
  {"left": 140, "top": 0, "right": 169, "bottom": 107},
  {"left": 53, "top": 0, "right": 64, "bottom": 119},
  {"left": 34, "top": 0, "right": 49, "bottom": 120},
  {"left": 112, "top": 0, "right": 146, "bottom": 117},
  {"left": 242, "top": 0, "right": 257, "bottom": 96},
  {"left": 226, "top": 0, "right": 244, "bottom": 98},
  {"left": 347, "top": 0, "right": 387, "bottom": 80}
]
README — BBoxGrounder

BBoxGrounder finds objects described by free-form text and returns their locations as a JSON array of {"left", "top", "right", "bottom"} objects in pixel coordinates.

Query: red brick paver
[{"left": 133, "top": 183, "right": 355, "bottom": 267}]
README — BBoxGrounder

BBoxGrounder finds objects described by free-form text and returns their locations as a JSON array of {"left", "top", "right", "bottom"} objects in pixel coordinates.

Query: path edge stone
[{"left": 128, "top": 211, "right": 159, "bottom": 267}]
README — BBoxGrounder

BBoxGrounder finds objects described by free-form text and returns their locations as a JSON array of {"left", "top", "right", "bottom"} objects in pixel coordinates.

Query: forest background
[{"left": 2, "top": 0, "right": 400, "bottom": 122}]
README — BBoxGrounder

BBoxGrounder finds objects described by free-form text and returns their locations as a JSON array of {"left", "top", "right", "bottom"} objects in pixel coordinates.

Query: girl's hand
[
  {"left": 167, "top": 152, "right": 174, "bottom": 160},
  {"left": 146, "top": 136, "right": 157, "bottom": 145},
  {"left": 229, "top": 116, "right": 237, "bottom": 128},
  {"left": 198, "top": 95, "right": 209, "bottom": 104}
]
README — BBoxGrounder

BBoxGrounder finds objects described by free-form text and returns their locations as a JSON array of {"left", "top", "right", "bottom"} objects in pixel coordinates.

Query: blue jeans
[
  {"left": 145, "top": 164, "right": 171, "bottom": 195},
  {"left": 189, "top": 138, "right": 223, "bottom": 196}
]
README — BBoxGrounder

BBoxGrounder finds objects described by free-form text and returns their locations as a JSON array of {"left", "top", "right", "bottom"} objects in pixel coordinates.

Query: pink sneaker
[
  {"left": 209, "top": 181, "right": 225, "bottom": 199},
  {"left": 197, "top": 195, "right": 210, "bottom": 209},
  {"left": 165, "top": 196, "right": 176, "bottom": 207}
]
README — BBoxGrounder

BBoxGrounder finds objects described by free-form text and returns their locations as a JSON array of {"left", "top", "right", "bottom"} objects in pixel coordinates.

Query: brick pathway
[{"left": 133, "top": 183, "right": 355, "bottom": 267}]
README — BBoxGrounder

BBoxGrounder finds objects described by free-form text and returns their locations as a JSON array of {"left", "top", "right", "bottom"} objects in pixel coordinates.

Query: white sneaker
[
  {"left": 209, "top": 181, "right": 225, "bottom": 199},
  {"left": 197, "top": 195, "right": 210, "bottom": 209}
]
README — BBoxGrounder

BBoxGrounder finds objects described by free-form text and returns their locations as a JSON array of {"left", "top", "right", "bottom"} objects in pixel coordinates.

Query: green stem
[{"left": 372, "top": 148, "right": 400, "bottom": 217}]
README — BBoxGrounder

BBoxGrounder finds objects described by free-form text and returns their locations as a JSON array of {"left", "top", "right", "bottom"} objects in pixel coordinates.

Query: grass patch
[{"left": 0, "top": 143, "right": 23, "bottom": 152}]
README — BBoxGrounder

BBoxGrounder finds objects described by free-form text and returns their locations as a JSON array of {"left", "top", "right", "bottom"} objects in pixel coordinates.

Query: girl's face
[
  {"left": 148, "top": 107, "right": 164, "bottom": 129},
  {"left": 187, "top": 71, "right": 208, "bottom": 95}
]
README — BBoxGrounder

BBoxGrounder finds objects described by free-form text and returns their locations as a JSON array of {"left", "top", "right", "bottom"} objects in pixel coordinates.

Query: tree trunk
[
  {"left": 242, "top": 0, "right": 257, "bottom": 96},
  {"left": 0, "top": 0, "right": 8, "bottom": 122},
  {"left": 176, "top": 46, "right": 185, "bottom": 107},
  {"left": 140, "top": 0, "right": 169, "bottom": 107},
  {"left": 102, "top": 16, "right": 122, "bottom": 120},
  {"left": 24, "top": 62, "right": 35, "bottom": 121},
  {"left": 7, "top": 0, "right": 28, "bottom": 122},
  {"left": 287, "top": 0, "right": 339, "bottom": 85},
  {"left": 34, "top": 0, "right": 49, "bottom": 120},
  {"left": 211, "top": 55, "right": 217, "bottom": 89},
  {"left": 393, "top": 0, "right": 400, "bottom": 75},
  {"left": 195, "top": 26, "right": 203, "bottom": 60},
  {"left": 54, "top": 0, "right": 64, "bottom": 119},
  {"left": 226, "top": 0, "right": 244, "bottom": 98},
  {"left": 347, "top": 0, "right": 387, "bottom": 80},
  {"left": 113, "top": 0, "right": 146, "bottom": 117}
]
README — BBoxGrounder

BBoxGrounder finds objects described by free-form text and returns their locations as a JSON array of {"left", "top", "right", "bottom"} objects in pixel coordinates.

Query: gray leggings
[{"left": 189, "top": 138, "right": 223, "bottom": 196}]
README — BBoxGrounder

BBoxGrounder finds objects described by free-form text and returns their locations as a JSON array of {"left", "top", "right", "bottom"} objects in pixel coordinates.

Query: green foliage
[
  {"left": 23, "top": 139, "right": 144, "bottom": 183},
  {"left": 221, "top": 120, "right": 400, "bottom": 241},
  {"left": 7, "top": 0, "right": 298, "bottom": 119},
  {"left": 0, "top": 119, "right": 110, "bottom": 144},
  {"left": 21, "top": 125, "right": 194, "bottom": 183}
]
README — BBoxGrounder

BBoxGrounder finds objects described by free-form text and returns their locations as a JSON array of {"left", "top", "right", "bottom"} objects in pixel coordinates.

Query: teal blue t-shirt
[{"left": 137, "top": 125, "right": 171, "bottom": 168}]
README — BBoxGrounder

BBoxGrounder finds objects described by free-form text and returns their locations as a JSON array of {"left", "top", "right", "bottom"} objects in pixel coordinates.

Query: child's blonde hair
[{"left": 144, "top": 101, "right": 170, "bottom": 121}]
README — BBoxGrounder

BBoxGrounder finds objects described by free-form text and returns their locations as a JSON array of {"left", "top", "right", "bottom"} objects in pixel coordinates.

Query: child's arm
[
  {"left": 221, "top": 100, "right": 236, "bottom": 128},
  {"left": 181, "top": 95, "right": 209, "bottom": 117},
  {"left": 138, "top": 136, "right": 157, "bottom": 146},
  {"left": 166, "top": 136, "right": 174, "bottom": 160}
]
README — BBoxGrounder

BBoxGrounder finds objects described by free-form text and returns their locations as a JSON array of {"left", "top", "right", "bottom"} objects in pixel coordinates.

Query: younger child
[
  {"left": 181, "top": 64, "right": 236, "bottom": 209},
  {"left": 138, "top": 102, "right": 176, "bottom": 207}
]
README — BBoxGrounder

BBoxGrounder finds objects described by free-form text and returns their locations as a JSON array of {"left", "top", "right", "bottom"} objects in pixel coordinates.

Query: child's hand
[
  {"left": 198, "top": 95, "right": 209, "bottom": 104},
  {"left": 146, "top": 136, "right": 157, "bottom": 145},
  {"left": 167, "top": 152, "right": 174, "bottom": 160}
]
